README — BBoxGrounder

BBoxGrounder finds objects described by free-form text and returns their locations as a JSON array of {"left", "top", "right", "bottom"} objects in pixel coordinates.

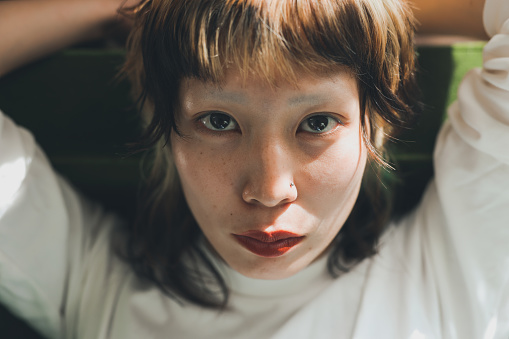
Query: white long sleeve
[
  {"left": 430, "top": 0, "right": 509, "bottom": 333},
  {"left": 0, "top": 114, "right": 68, "bottom": 338},
  {"left": 0, "top": 113, "right": 125, "bottom": 338}
]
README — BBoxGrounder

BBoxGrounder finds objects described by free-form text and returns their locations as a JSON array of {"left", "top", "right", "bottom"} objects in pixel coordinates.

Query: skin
[
  {"left": 171, "top": 69, "right": 367, "bottom": 280},
  {"left": 0, "top": 0, "right": 135, "bottom": 77},
  {"left": 411, "top": 0, "right": 487, "bottom": 39}
]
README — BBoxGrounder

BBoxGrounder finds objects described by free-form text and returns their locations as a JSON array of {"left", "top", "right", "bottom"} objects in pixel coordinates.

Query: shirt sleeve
[
  {"left": 419, "top": 0, "right": 509, "bottom": 334},
  {"left": 0, "top": 111, "right": 122, "bottom": 339}
]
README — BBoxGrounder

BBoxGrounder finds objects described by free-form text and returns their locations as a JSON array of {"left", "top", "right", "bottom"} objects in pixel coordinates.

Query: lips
[{"left": 232, "top": 230, "right": 304, "bottom": 257}]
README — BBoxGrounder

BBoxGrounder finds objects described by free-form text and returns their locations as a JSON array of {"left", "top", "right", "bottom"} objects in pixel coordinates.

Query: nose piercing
[{"left": 290, "top": 182, "right": 295, "bottom": 188}]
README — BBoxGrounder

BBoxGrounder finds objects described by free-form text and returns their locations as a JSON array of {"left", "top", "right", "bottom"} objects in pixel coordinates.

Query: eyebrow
[
  {"left": 203, "top": 90, "right": 247, "bottom": 105},
  {"left": 287, "top": 94, "right": 329, "bottom": 107},
  {"left": 206, "top": 91, "right": 329, "bottom": 105},
  {"left": 202, "top": 89, "right": 332, "bottom": 107}
]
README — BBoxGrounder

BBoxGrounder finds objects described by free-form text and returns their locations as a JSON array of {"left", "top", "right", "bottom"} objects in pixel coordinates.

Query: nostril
[{"left": 241, "top": 179, "right": 298, "bottom": 207}]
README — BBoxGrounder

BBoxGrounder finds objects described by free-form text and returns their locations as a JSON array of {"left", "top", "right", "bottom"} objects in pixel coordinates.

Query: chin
[{"left": 227, "top": 251, "right": 316, "bottom": 280}]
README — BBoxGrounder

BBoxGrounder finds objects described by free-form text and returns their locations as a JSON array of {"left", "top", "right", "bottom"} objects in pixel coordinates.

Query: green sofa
[{"left": 0, "top": 43, "right": 485, "bottom": 338}]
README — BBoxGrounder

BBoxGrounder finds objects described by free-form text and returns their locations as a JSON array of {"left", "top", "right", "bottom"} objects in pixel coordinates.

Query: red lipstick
[{"left": 232, "top": 231, "right": 304, "bottom": 257}]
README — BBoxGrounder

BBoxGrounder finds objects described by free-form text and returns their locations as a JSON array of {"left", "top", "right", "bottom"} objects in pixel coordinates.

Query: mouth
[{"left": 232, "top": 230, "right": 305, "bottom": 258}]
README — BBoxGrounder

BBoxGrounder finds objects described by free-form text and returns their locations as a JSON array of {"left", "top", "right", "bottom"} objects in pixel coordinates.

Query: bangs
[
  {"left": 141, "top": 0, "right": 411, "bottom": 86},
  {"left": 183, "top": 0, "right": 355, "bottom": 84}
]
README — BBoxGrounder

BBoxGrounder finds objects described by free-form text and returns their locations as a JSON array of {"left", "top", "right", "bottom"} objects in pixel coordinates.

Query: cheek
[
  {"left": 171, "top": 138, "right": 237, "bottom": 218},
  {"left": 300, "top": 132, "right": 367, "bottom": 218}
]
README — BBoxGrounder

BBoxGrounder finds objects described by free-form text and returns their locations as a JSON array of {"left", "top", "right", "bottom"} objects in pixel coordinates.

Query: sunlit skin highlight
[{"left": 171, "top": 69, "right": 367, "bottom": 280}]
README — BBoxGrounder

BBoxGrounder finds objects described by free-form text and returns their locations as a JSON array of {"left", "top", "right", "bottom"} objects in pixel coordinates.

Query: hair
[{"left": 119, "top": 0, "right": 420, "bottom": 308}]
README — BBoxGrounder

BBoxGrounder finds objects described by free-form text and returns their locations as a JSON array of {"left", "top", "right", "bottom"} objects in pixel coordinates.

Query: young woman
[{"left": 0, "top": 0, "right": 507, "bottom": 338}]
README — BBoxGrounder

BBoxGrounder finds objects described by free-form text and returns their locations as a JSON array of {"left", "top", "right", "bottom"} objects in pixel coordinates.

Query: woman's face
[{"left": 171, "top": 69, "right": 367, "bottom": 280}]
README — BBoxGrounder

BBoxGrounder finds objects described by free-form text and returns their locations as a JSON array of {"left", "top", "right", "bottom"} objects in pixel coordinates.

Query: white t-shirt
[{"left": 1, "top": 0, "right": 508, "bottom": 338}]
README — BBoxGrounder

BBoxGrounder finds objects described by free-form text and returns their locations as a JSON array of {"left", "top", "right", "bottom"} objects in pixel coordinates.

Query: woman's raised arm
[
  {"left": 411, "top": 0, "right": 488, "bottom": 39},
  {"left": 0, "top": 0, "right": 131, "bottom": 77}
]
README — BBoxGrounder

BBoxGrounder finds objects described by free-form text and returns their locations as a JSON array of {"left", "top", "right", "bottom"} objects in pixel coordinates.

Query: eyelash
[
  {"left": 195, "top": 111, "right": 343, "bottom": 136},
  {"left": 197, "top": 112, "right": 239, "bottom": 134},
  {"left": 297, "top": 114, "right": 342, "bottom": 135}
]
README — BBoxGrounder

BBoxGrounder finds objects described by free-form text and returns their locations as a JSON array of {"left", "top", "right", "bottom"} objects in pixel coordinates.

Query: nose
[{"left": 241, "top": 139, "right": 298, "bottom": 207}]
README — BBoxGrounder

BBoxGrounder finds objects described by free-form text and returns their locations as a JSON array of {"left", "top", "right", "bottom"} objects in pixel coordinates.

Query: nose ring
[{"left": 290, "top": 182, "right": 295, "bottom": 188}]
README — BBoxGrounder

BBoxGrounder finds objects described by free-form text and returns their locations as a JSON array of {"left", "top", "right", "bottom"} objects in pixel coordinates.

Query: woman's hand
[
  {"left": 411, "top": 0, "right": 488, "bottom": 39},
  {"left": 0, "top": 0, "right": 137, "bottom": 77}
]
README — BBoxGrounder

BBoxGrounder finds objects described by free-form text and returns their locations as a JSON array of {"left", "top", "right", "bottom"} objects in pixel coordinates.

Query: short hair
[{"left": 120, "top": 0, "right": 420, "bottom": 308}]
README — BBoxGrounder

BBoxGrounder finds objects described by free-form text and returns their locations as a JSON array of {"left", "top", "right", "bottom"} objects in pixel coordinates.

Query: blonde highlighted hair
[{"left": 121, "top": 0, "right": 420, "bottom": 307}]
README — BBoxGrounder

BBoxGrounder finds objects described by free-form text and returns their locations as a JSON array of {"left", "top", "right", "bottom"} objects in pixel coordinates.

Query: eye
[
  {"left": 199, "top": 112, "right": 238, "bottom": 131},
  {"left": 299, "top": 114, "right": 341, "bottom": 134}
]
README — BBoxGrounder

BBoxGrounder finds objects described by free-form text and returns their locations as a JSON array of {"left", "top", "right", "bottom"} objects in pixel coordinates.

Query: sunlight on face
[{"left": 171, "top": 69, "right": 367, "bottom": 280}]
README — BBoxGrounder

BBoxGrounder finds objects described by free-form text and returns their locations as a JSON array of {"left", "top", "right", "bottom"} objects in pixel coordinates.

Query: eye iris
[
  {"left": 210, "top": 113, "right": 231, "bottom": 130},
  {"left": 307, "top": 116, "right": 329, "bottom": 132}
]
